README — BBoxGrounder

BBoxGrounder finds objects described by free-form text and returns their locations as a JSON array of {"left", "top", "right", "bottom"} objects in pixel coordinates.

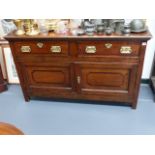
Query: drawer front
[
  {"left": 13, "top": 41, "right": 69, "bottom": 56},
  {"left": 78, "top": 41, "right": 140, "bottom": 57}
]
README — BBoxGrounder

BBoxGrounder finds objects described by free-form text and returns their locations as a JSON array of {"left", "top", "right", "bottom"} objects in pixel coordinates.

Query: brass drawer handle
[
  {"left": 37, "top": 42, "right": 44, "bottom": 48},
  {"left": 105, "top": 43, "right": 112, "bottom": 48},
  {"left": 21, "top": 46, "right": 31, "bottom": 53},
  {"left": 85, "top": 46, "right": 96, "bottom": 54},
  {"left": 50, "top": 46, "right": 61, "bottom": 53},
  {"left": 120, "top": 46, "right": 132, "bottom": 54}
]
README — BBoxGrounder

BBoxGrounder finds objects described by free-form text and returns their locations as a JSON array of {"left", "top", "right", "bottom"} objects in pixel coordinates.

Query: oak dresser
[{"left": 5, "top": 32, "right": 151, "bottom": 109}]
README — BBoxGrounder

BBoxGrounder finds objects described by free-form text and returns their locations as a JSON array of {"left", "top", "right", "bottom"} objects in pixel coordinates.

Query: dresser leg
[
  {"left": 24, "top": 95, "right": 30, "bottom": 102},
  {"left": 131, "top": 101, "right": 137, "bottom": 109},
  {"left": 0, "top": 82, "right": 7, "bottom": 92},
  {"left": 25, "top": 97, "right": 30, "bottom": 102}
]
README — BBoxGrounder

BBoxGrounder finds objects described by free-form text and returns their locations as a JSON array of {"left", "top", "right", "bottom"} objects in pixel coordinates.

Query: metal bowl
[{"left": 130, "top": 19, "right": 146, "bottom": 32}]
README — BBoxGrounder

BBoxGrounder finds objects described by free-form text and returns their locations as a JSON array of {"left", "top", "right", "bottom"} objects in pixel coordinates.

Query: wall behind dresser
[
  {"left": 0, "top": 19, "right": 155, "bottom": 79},
  {"left": 142, "top": 19, "right": 155, "bottom": 79}
]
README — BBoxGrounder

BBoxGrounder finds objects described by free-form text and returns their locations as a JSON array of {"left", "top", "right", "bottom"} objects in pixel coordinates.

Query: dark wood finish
[
  {"left": 5, "top": 32, "right": 151, "bottom": 109},
  {"left": 5, "top": 31, "right": 151, "bottom": 40},
  {"left": 78, "top": 40, "right": 140, "bottom": 57},
  {"left": 9, "top": 43, "right": 30, "bottom": 101},
  {"left": 0, "top": 39, "right": 8, "bottom": 89},
  {"left": 78, "top": 63, "right": 135, "bottom": 91},
  {"left": 0, "top": 122, "right": 24, "bottom": 135},
  {"left": 0, "top": 44, "right": 10, "bottom": 81},
  {"left": 14, "top": 41, "right": 69, "bottom": 56},
  {"left": 0, "top": 63, "right": 7, "bottom": 92},
  {"left": 23, "top": 63, "right": 74, "bottom": 93}
]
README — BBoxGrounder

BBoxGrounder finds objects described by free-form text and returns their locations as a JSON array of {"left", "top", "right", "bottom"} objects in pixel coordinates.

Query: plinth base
[{"left": 0, "top": 81, "right": 7, "bottom": 93}]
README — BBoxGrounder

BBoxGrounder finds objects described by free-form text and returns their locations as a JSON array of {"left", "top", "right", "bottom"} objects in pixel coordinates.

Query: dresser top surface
[{"left": 5, "top": 31, "right": 152, "bottom": 41}]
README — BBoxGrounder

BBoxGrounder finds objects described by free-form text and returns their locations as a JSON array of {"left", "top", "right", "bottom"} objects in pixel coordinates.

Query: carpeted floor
[{"left": 0, "top": 84, "right": 155, "bottom": 135}]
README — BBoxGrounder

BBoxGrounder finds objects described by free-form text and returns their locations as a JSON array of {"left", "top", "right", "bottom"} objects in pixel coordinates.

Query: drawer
[
  {"left": 77, "top": 41, "right": 141, "bottom": 57},
  {"left": 13, "top": 41, "right": 69, "bottom": 56}
]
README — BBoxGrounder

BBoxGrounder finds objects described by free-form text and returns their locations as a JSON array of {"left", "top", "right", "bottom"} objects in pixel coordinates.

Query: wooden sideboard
[{"left": 5, "top": 32, "right": 151, "bottom": 109}]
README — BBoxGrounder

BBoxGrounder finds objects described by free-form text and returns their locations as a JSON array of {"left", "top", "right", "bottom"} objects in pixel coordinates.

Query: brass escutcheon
[
  {"left": 21, "top": 46, "right": 31, "bottom": 53},
  {"left": 50, "top": 46, "right": 61, "bottom": 53},
  {"left": 120, "top": 46, "right": 132, "bottom": 54},
  {"left": 37, "top": 42, "right": 44, "bottom": 48},
  {"left": 77, "top": 76, "right": 81, "bottom": 84},
  {"left": 85, "top": 46, "right": 96, "bottom": 53},
  {"left": 105, "top": 43, "right": 112, "bottom": 49}
]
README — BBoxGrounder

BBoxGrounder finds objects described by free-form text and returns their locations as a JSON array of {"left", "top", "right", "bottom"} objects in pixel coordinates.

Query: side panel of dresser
[
  {"left": 9, "top": 42, "right": 30, "bottom": 101},
  {"left": 132, "top": 42, "right": 147, "bottom": 108}
]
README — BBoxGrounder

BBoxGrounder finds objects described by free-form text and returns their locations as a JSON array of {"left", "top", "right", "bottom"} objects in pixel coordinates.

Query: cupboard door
[
  {"left": 22, "top": 63, "right": 75, "bottom": 97},
  {"left": 75, "top": 63, "right": 137, "bottom": 102}
]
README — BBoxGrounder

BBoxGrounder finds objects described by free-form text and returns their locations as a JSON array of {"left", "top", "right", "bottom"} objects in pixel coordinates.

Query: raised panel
[
  {"left": 81, "top": 68, "right": 129, "bottom": 91},
  {"left": 78, "top": 63, "right": 137, "bottom": 97},
  {"left": 23, "top": 65, "right": 73, "bottom": 92},
  {"left": 32, "top": 70, "right": 65, "bottom": 84},
  {"left": 86, "top": 70, "right": 129, "bottom": 89}
]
